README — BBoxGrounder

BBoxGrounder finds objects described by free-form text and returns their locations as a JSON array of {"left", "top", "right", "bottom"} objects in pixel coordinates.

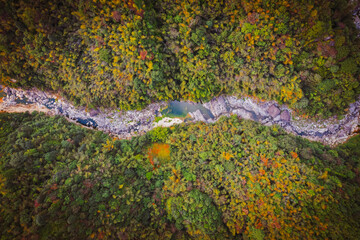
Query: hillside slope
[
  {"left": 0, "top": 112, "right": 359, "bottom": 239},
  {"left": 0, "top": 0, "right": 359, "bottom": 117}
]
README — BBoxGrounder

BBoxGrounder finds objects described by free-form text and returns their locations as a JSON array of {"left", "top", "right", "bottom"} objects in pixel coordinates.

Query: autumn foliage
[
  {"left": 147, "top": 143, "right": 170, "bottom": 167},
  {"left": 0, "top": 113, "right": 359, "bottom": 239},
  {"left": 0, "top": 0, "right": 359, "bottom": 117}
]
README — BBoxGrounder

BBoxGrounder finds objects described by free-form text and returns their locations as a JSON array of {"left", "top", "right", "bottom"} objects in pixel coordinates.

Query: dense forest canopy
[
  {"left": 0, "top": 0, "right": 359, "bottom": 117},
  {"left": 1, "top": 1, "right": 360, "bottom": 238},
  {"left": 0, "top": 112, "right": 359, "bottom": 239}
]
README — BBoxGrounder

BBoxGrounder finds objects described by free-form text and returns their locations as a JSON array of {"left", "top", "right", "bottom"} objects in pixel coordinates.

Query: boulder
[
  {"left": 267, "top": 104, "right": 280, "bottom": 118},
  {"left": 203, "top": 96, "right": 229, "bottom": 118},
  {"left": 226, "top": 96, "right": 245, "bottom": 109},
  {"left": 3, "top": 87, "right": 10, "bottom": 95},
  {"left": 260, "top": 116, "right": 272, "bottom": 125},
  {"left": 189, "top": 109, "right": 207, "bottom": 122},
  {"left": 16, "top": 91, "right": 25, "bottom": 99},
  {"left": 232, "top": 109, "right": 254, "bottom": 120},
  {"left": 242, "top": 98, "right": 267, "bottom": 117},
  {"left": 280, "top": 110, "right": 291, "bottom": 122}
]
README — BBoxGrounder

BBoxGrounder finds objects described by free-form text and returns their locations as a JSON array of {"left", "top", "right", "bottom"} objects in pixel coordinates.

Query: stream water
[
  {"left": 73, "top": 100, "right": 213, "bottom": 129},
  {"left": 44, "top": 98, "right": 56, "bottom": 109},
  {"left": 162, "top": 101, "right": 214, "bottom": 119},
  {"left": 76, "top": 118, "right": 98, "bottom": 128},
  {"left": 15, "top": 97, "right": 33, "bottom": 104},
  {"left": 1, "top": 86, "right": 359, "bottom": 146}
]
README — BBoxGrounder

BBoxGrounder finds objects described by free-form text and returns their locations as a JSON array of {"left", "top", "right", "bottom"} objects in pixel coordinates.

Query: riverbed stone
[
  {"left": 9, "top": 95, "right": 16, "bottom": 102},
  {"left": 203, "top": 96, "right": 228, "bottom": 118},
  {"left": 226, "top": 96, "right": 245, "bottom": 109},
  {"left": 280, "top": 110, "right": 291, "bottom": 122},
  {"left": 3, "top": 87, "right": 10, "bottom": 95},
  {"left": 89, "top": 109, "right": 100, "bottom": 117},
  {"left": 1, "top": 86, "right": 359, "bottom": 146},
  {"left": 189, "top": 110, "right": 207, "bottom": 122},
  {"left": 268, "top": 104, "right": 280, "bottom": 118},
  {"left": 242, "top": 98, "right": 268, "bottom": 117},
  {"left": 232, "top": 109, "right": 254, "bottom": 120},
  {"left": 260, "top": 116, "right": 272, "bottom": 124}
]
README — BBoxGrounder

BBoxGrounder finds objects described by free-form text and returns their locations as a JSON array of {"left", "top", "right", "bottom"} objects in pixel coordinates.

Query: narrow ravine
[{"left": 0, "top": 85, "right": 359, "bottom": 146}]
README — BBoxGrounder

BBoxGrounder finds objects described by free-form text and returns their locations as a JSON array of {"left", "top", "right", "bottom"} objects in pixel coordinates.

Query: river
[{"left": 0, "top": 86, "right": 359, "bottom": 146}]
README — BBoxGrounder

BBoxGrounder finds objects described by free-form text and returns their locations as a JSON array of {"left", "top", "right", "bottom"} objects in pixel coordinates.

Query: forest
[
  {"left": 1, "top": 0, "right": 360, "bottom": 239},
  {"left": 0, "top": 112, "right": 359, "bottom": 239},
  {"left": 0, "top": 0, "right": 360, "bottom": 117}
]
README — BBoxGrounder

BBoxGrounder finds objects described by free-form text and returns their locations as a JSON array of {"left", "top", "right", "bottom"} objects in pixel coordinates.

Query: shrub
[
  {"left": 148, "top": 127, "right": 169, "bottom": 143},
  {"left": 336, "top": 45, "right": 350, "bottom": 59},
  {"left": 294, "top": 97, "right": 309, "bottom": 109},
  {"left": 165, "top": 189, "right": 224, "bottom": 236},
  {"left": 98, "top": 48, "right": 112, "bottom": 64},
  {"left": 340, "top": 58, "right": 358, "bottom": 74}
]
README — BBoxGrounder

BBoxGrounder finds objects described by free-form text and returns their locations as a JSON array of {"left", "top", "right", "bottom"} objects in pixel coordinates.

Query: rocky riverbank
[
  {"left": 0, "top": 86, "right": 359, "bottom": 145},
  {"left": 193, "top": 96, "right": 360, "bottom": 146}
]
